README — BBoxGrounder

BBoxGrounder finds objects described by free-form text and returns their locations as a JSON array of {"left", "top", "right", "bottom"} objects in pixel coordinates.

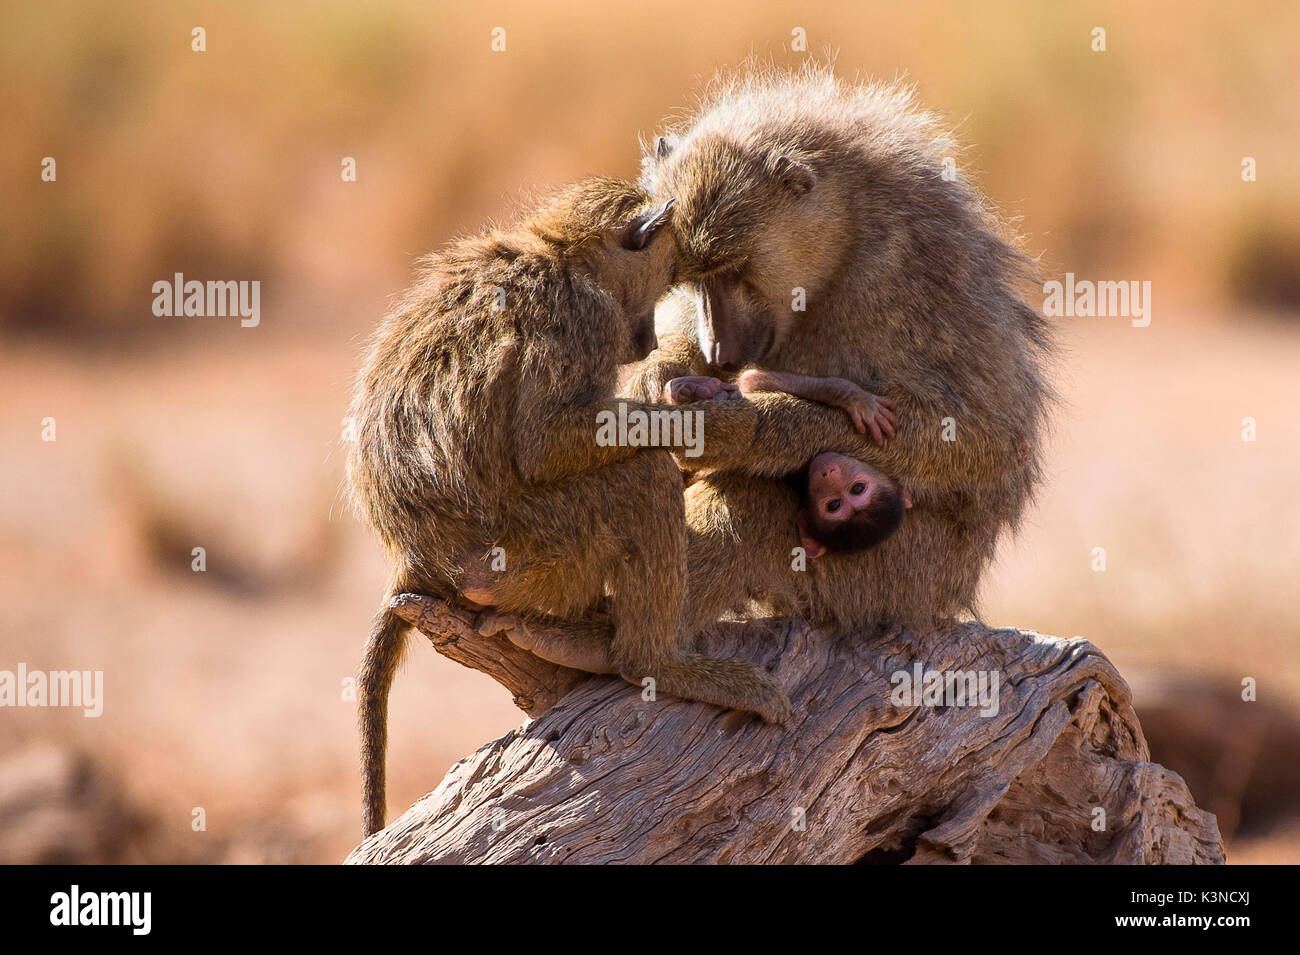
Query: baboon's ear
[
  {"left": 795, "top": 509, "right": 827, "bottom": 559},
  {"left": 622, "top": 198, "right": 675, "bottom": 251},
  {"left": 772, "top": 155, "right": 816, "bottom": 196},
  {"left": 656, "top": 136, "right": 672, "bottom": 160}
]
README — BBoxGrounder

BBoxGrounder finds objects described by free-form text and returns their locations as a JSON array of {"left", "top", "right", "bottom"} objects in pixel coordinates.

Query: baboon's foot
[
  {"left": 477, "top": 610, "right": 617, "bottom": 675},
  {"left": 475, "top": 610, "right": 515, "bottom": 637},
  {"left": 624, "top": 655, "right": 791, "bottom": 725},
  {"left": 750, "top": 673, "right": 792, "bottom": 725}
]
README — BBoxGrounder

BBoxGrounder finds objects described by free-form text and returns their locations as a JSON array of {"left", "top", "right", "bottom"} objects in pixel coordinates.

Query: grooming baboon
[
  {"left": 624, "top": 66, "right": 1053, "bottom": 631},
  {"left": 347, "top": 178, "right": 786, "bottom": 836}
]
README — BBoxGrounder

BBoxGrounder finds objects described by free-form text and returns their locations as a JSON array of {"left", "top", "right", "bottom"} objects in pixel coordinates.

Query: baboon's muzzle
[{"left": 699, "top": 277, "right": 768, "bottom": 372}]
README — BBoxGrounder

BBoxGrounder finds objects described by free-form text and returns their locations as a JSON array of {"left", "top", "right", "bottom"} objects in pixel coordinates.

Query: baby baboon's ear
[
  {"left": 772, "top": 155, "right": 816, "bottom": 196},
  {"left": 622, "top": 198, "right": 675, "bottom": 251},
  {"left": 795, "top": 509, "right": 827, "bottom": 560}
]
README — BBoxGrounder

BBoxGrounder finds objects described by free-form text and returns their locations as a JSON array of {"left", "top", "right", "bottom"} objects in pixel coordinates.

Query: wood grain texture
[
  {"left": 388, "top": 593, "right": 589, "bottom": 718},
  {"left": 355, "top": 595, "right": 1224, "bottom": 865}
]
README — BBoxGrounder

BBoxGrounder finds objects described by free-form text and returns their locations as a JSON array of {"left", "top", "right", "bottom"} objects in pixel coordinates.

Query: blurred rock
[
  {"left": 0, "top": 744, "right": 340, "bottom": 863},
  {"left": 1131, "top": 670, "right": 1300, "bottom": 843},
  {"left": 0, "top": 745, "right": 153, "bottom": 864}
]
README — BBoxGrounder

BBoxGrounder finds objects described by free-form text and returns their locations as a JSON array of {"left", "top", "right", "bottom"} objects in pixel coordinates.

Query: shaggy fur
[
  {"left": 347, "top": 178, "right": 783, "bottom": 837},
  {"left": 626, "top": 65, "right": 1055, "bottom": 632}
]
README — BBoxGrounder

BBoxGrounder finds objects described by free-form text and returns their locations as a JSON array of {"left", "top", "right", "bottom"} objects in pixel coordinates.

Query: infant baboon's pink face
[
  {"left": 798, "top": 451, "right": 910, "bottom": 557},
  {"left": 807, "top": 452, "right": 898, "bottom": 526}
]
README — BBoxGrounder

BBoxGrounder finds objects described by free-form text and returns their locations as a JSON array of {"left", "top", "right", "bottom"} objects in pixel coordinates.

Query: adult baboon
[
  {"left": 625, "top": 66, "right": 1053, "bottom": 631},
  {"left": 348, "top": 178, "right": 785, "bottom": 836}
]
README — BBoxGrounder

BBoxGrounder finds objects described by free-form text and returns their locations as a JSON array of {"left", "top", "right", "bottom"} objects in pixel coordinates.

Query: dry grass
[{"left": 3, "top": 1, "right": 1299, "bottom": 333}]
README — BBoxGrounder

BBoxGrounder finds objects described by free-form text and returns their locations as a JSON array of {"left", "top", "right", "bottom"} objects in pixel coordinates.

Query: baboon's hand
[
  {"left": 663, "top": 376, "right": 741, "bottom": 404},
  {"left": 831, "top": 382, "right": 897, "bottom": 445}
]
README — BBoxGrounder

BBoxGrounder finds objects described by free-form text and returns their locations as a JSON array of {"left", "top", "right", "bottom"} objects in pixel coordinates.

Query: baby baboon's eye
[
  {"left": 850, "top": 482, "right": 866, "bottom": 496},
  {"left": 826, "top": 499, "right": 841, "bottom": 513}
]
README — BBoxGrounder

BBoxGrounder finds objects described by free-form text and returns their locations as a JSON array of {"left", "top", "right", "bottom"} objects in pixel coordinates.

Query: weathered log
[
  {"left": 387, "top": 593, "right": 590, "bottom": 717},
  {"left": 352, "top": 595, "right": 1224, "bottom": 864}
]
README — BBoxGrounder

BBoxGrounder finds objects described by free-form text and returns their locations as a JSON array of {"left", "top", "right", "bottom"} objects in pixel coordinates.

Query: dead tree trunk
[{"left": 347, "top": 595, "right": 1224, "bottom": 865}]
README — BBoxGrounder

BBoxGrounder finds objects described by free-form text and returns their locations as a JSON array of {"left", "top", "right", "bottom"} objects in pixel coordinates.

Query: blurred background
[{"left": 2, "top": 0, "right": 1297, "bottom": 863}]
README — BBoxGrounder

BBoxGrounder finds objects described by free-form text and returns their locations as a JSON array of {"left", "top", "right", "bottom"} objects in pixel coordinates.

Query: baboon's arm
[
  {"left": 620, "top": 333, "right": 709, "bottom": 403},
  {"left": 512, "top": 369, "right": 756, "bottom": 485},
  {"left": 683, "top": 390, "right": 1014, "bottom": 492},
  {"left": 737, "top": 369, "right": 859, "bottom": 406},
  {"left": 626, "top": 337, "right": 1012, "bottom": 490}
]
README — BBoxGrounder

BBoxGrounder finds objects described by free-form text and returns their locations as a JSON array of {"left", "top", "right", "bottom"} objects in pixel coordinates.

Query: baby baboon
[
  {"left": 794, "top": 451, "right": 911, "bottom": 559},
  {"left": 347, "top": 178, "right": 786, "bottom": 836},
  {"left": 626, "top": 66, "right": 1053, "bottom": 630}
]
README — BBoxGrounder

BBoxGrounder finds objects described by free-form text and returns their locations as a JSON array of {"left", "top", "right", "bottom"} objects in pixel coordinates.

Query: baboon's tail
[{"left": 359, "top": 600, "right": 408, "bottom": 837}]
